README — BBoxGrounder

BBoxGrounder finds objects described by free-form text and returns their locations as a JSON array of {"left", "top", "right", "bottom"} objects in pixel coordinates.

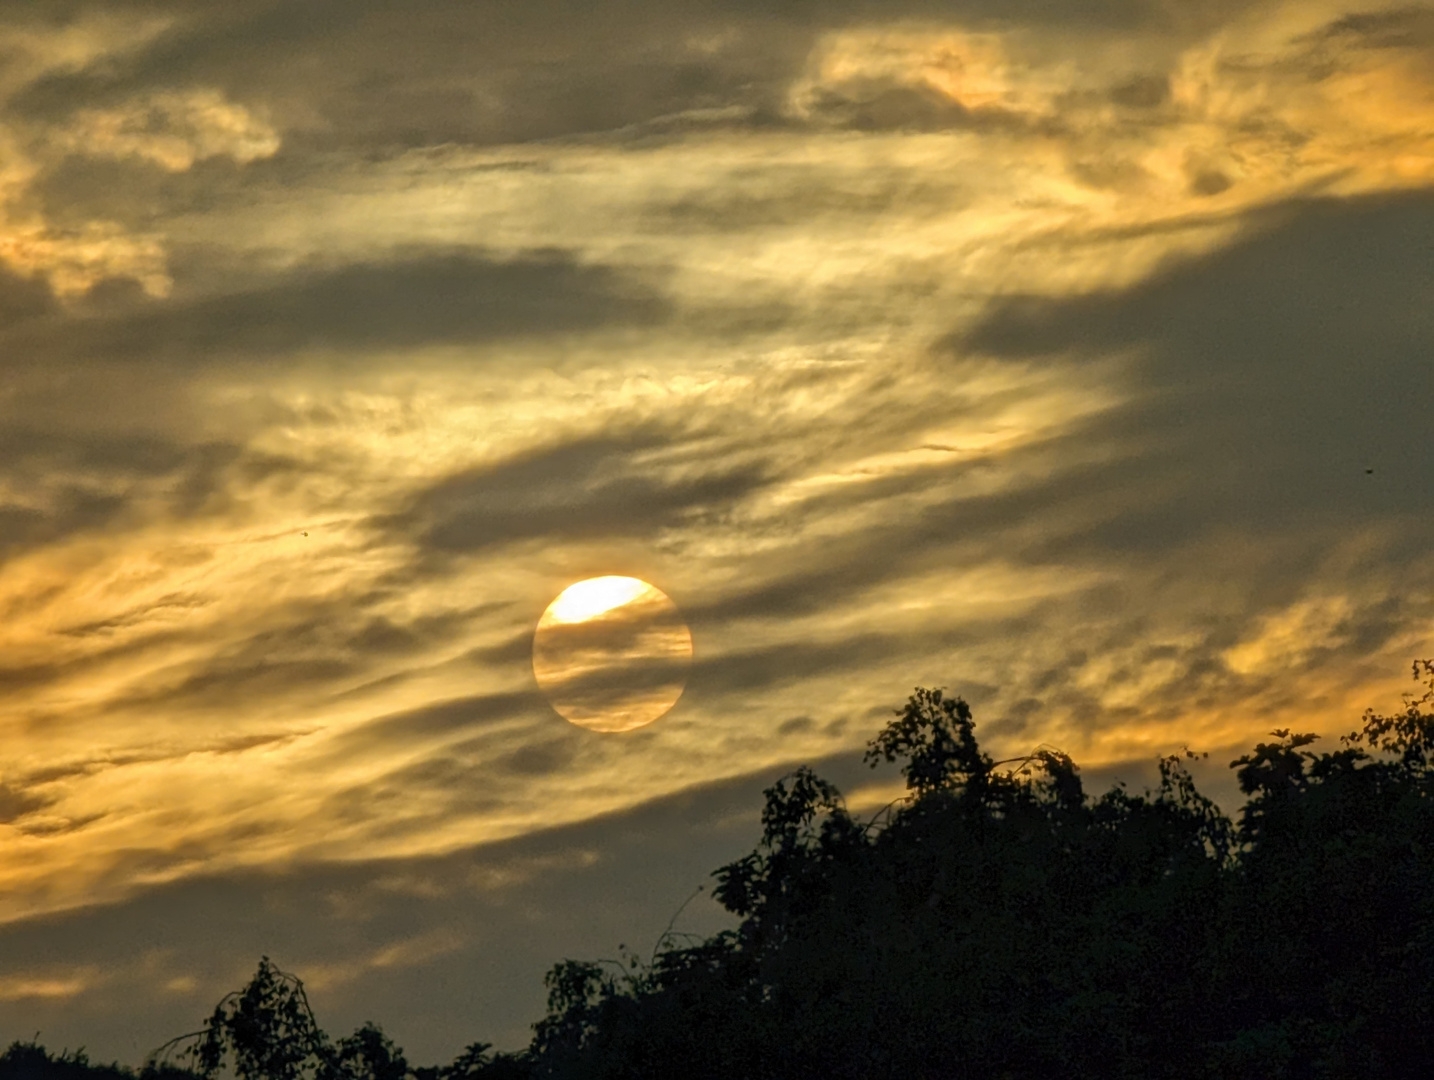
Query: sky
[{"left": 0, "top": 0, "right": 1431, "bottom": 1064}]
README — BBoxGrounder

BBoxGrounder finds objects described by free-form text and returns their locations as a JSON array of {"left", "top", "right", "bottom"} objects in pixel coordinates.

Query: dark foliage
[
  {"left": 0, "top": 1041, "right": 195, "bottom": 1080},
  {"left": 516, "top": 665, "right": 1434, "bottom": 1079},
  {"left": 17, "top": 661, "right": 1434, "bottom": 1079}
]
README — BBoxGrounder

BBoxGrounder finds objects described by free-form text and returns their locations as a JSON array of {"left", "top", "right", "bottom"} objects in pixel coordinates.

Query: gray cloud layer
[
  {"left": 963, "top": 191, "right": 1434, "bottom": 547},
  {"left": 1, "top": 251, "right": 669, "bottom": 370},
  {"left": 12, "top": 0, "right": 1217, "bottom": 147}
]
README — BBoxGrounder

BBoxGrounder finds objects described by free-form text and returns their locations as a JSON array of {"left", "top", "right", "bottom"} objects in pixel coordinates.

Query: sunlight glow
[{"left": 544, "top": 576, "right": 654, "bottom": 624}]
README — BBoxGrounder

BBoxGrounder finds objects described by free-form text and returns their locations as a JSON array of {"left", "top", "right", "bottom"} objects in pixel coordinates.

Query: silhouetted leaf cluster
[{"left": 12, "top": 662, "right": 1434, "bottom": 1079}]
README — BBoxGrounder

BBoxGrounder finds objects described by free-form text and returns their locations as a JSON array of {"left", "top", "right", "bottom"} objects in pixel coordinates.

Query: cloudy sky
[{"left": 1, "top": 0, "right": 1431, "bottom": 1064}]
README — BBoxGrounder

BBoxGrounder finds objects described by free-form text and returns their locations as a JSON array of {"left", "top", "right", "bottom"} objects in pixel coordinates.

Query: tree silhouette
[
  {"left": 0, "top": 1040, "right": 198, "bottom": 1080},
  {"left": 517, "top": 662, "right": 1434, "bottom": 1078},
  {"left": 862, "top": 686, "right": 991, "bottom": 798},
  {"left": 145, "top": 959, "right": 527, "bottom": 1080}
]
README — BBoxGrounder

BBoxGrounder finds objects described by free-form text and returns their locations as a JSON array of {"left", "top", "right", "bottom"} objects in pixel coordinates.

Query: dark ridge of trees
[
  {"left": 10, "top": 659, "right": 1434, "bottom": 1079},
  {"left": 0, "top": 1041, "right": 197, "bottom": 1080}
]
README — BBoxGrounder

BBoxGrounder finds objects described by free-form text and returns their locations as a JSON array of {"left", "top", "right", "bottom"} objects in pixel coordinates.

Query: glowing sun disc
[
  {"left": 546, "top": 575, "right": 653, "bottom": 623},
  {"left": 533, "top": 576, "right": 693, "bottom": 733}
]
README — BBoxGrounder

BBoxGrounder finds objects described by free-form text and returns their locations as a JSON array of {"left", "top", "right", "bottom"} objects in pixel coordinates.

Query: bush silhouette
[{"left": 19, "top": 662, "right": 1434, "bottom": 1079}]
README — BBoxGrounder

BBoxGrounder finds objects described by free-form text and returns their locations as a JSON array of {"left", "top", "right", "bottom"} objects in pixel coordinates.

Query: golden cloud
[
  {"left": 53, "top": 89, "right": 281, "bottom": 173},
  {"left": 0, "top": 16, "right": 279, "bottom": 298}
]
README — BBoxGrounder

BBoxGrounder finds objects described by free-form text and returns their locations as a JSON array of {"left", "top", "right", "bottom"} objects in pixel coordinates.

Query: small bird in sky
[
  {"left": 1365, "top": 468, "right": 1374, "bottom": 475},
  {"left": 302, "top": 531, "right": 309, "bottom": 536}
]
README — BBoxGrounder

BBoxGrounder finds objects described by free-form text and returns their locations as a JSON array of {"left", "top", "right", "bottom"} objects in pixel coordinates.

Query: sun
[
  {"left": 544, "top": 576, "right": 654, "bottom": 623},
  {"left": 532, "top": 576, "right": 693, "bottom": 733}
]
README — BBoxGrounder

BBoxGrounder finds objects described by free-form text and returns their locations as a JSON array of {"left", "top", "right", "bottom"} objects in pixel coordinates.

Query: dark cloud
[
  {"left": 0, "top": 429, "right": 207, "bottom": 481},
  {"left": 29, "top": 154, "right": 290, "bottom": 237},
  {"left": 958, "top": 190, "right": 1434, "bottom": 550},
  {"left": 0, "top": 430, "right": 246, "bottom": 534},
  {"left": 13, "top": 811, "right": 110, "bottom": 838},
  {"left": 755, "top": 191, "right": 1421, "bottom": 721},
  {"left": 0, "top": 431, "right": 305, "bottom": 574},
  {"left": 588, "top": 192, "right": 1434, "bottom": 730},
  {"left": 460, "top": 631, "right": 535, "bottom": 670},
  {"left": 1, "top": 251, "right": 669, "bottom": 371},
  {"left": 8, "top": 1, "right": 810, "bottom": 150},
  {"left": 652, "top": 176, "right": 961, "bottom": 234},
  {"left": 316, "top": 719, "right": 593, "bottom": 841},
  {"left": 1106, "top": 73, "right": 1171, "bottom": 108},
  {"left": 685, "top": 540, "right": 930, "bottom": 627},
  {"left": 58, "top": 593, "right": 210, "bottom": 638},
  {"left": 490, "top": 739, "right": 578, "bottom": 777},
  {"left": 14, "top": 733, "right": 308, "bottom": 788},
  {"left": 343, "top": 617, "right": 434, "bottom": 657},
  {"left": 322, "top": 691, "right": 539, "bottom": 763},
  {"left": 128, "top": 657, "right": 356, "bottom": 709},
  {"left": 7, "top": 0, "right": 1241, "bottom": 156},
  {"left": 106, "top": 597, "right": 496, "bottom": 716},
  {"left": 687, "top": 633, "right": 923, "bottom": 703},
  {"left": 661, "top": 454, "right": 1004, "bottom": 630},
  {"left": 798, "top": 80, "right": 1067, "bottom": 136},
  {"left": 535, "top": 653, "right": 689, "bottom": 721},
  {"left": 0, "top": 490, "right": 126, "bottom": 561},
  {"left": 318, "top": 768, "right": 508, "bottom": 840},
  {"left": 1304, "top": 6, "right": 1434, "bottom": 50},
  {"left": 390, "top": 428, "right": 774, "bottom": 555},
  {"left": 0, "top": 266, "right": 57, "bottom": 329},
  {"left": 0, "top": 782, "right": 55, "bottom": 824},
  {"left": 812, "top": 84, "right": 981, "bottom": 133}
]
